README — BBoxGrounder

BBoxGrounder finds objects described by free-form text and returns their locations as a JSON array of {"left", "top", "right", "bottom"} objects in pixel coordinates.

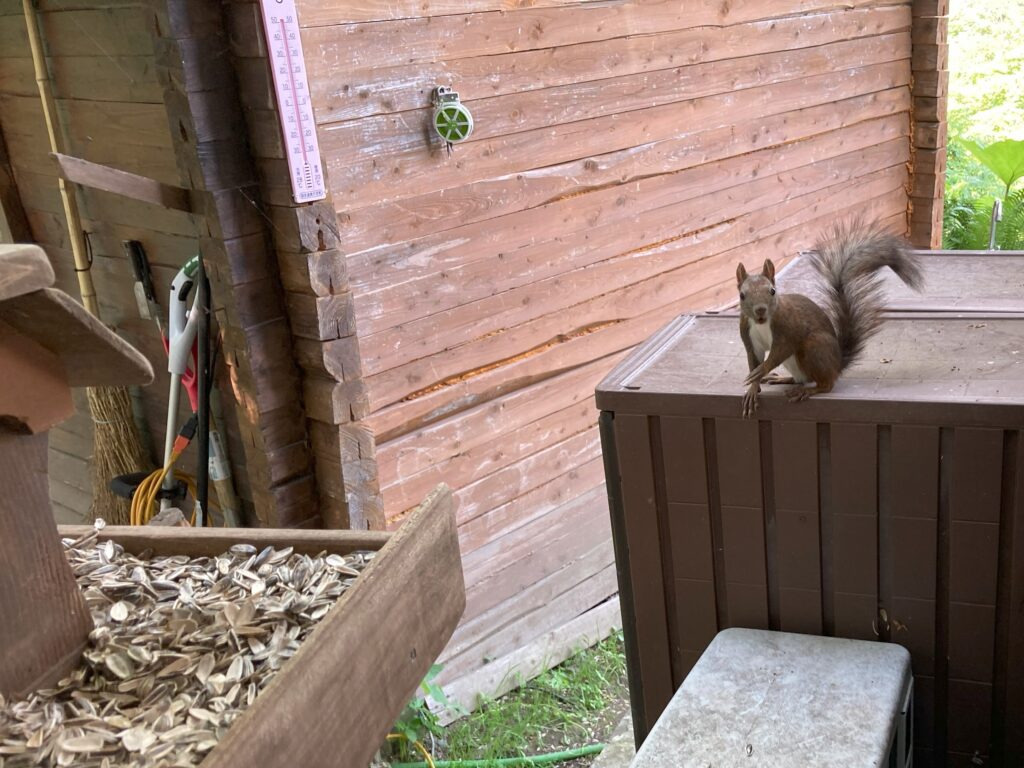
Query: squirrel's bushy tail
[{"left": 808, "top": 218, "right": 923, "bottom": 372}]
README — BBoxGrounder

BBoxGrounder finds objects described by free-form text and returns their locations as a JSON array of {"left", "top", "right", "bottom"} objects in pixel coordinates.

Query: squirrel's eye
[
  {"left": 739, "top": 292, "right": 745, "bottom": 300},
  {"left": 769, "top": 288, "right": 776, "bottom": 296}
]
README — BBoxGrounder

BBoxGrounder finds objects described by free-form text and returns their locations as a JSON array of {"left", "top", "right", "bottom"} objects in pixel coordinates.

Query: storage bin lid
[
  {"left": 630, "top": 628, "right": 911, "bottom": 768},
  {"left": 719, "top": 250, "right": 1024, "bottom": 315},
  {"left": 596, "top": 313, "right": 1024, "bottom": 427}
]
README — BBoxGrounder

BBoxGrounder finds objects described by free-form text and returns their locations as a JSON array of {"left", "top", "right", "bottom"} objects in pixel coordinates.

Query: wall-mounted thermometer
[{"left": 258, "top": 0, "right": 326, "bottom": 203}]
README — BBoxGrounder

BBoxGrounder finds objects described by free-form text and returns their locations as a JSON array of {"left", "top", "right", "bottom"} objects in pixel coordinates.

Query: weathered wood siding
[
  {"left": 291, "top": 0, "right": 916, "bottom": 704},
  {"left": 0, "top": 0, "right": 193, "bottom": 523},
  {"left": 0, "top": 0, "right": 319, "bottom": 527}
]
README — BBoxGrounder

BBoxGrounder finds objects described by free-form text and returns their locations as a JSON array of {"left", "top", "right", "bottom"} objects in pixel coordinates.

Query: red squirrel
[{"left": 737, "top": 219, "right": 923, "bottom": 417}]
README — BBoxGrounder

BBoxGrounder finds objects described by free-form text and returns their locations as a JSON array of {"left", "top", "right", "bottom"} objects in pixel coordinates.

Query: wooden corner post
[
  {"left": 909, "top": 0, "right": 949, "bottom": 248},
  {"left": 150, "top": 0, "right": 323, "bottom": 527},
  {"left": 220, "top": 0, "right": 385, "bottom": 530}
]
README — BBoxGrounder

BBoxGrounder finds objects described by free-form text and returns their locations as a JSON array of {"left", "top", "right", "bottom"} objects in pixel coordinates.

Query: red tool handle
[{"left": 161, "top": 335, "right": 200, "bottom": 412}]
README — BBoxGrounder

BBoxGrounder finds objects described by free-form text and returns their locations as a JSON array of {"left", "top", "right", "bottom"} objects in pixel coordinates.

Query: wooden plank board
[
  {"left": 438, "top": 597, "right": 621, "bottom": 722},
  {"left": 354, "top": 118, "right": 910, "bottom": 365},
  {"left": 458, "top": 492, "right": 612, "bottom": 618},
  {"left": 295, "top": 0, "right": 838, "bottom": 26},
  {"left": 0, "top": 7, "right": 155, "bottom": 56},
  {"left": 1, "top": 94, "right": 173, "bottom": 149},
  {"left": 0, "top": 432, "right": 92, "bottom": 698},
  {"left": 363, "top": 176, "right": 908, "bottom": 442},
  {"left": 457, "top": 455, "right": 606, "bottom": 555},
  {"left": 440, "top": 560, "right": 617, "bottom": 686},
  {"left": 337, "top": 84, "right": 909, "bottom": 255},
  {"left": 298, "top": 0, "right": 897, "bottom": 71},
  {"left": 0, "top": 54, "right": 162, "bottom": 103},
  {"left": 445, "top": 522, "right": 612, "bottom": 668},
  {"left": 328, "top": 59, "right": 909, "bottom": 217},
  {"left": 321, "top": 34, "right": 910, "bottom": 192},
  {"left": 58, "top": 523, "right": 391, "bottom": 556},
  {"left": 309, "top": 5, "right": 909, "bottom": 123},
  {"left": 360, "top": 149, "right": 909, "bottom": 411},
  {"left": 51, "top": 152, "right": 193, "bottom": 212},
  {"left": 14, "top": 171, "right": 195, "bottom": 233},
  {"left": 346, "top": 121, "right": 910, "bottom": 334},
  {"left": 377, "top": 356, "right": 611, "bottom": 489}
]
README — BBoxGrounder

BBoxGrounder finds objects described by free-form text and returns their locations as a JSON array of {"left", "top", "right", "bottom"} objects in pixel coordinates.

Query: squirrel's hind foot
[{"left": 786, "top": 386, "right": 812, "bottom": 402}]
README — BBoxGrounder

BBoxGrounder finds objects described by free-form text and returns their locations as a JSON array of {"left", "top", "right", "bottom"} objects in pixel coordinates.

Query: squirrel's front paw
[
  {"left": 743, "top": 363, "right": 766, "bottom": 387},
  {"left": 742, "top": 384, "right": 760, "bottom": 418}
]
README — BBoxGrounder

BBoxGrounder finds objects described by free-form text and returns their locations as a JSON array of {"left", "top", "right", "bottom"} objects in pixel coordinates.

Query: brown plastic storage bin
[{"left": 597, "top": 311, "right": 1024, "bottom": 767}]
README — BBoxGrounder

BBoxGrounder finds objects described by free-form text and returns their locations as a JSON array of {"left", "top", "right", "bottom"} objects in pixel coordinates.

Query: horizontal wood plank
[
  {"left": 338, "top": 84, "right": 908, "bottom": 256},
  {"left": 320, "top": 33, "right": 909, "bottom": 182},
  {"left": 309, "top": 5, "right": 909, "bottom": 123},
  {"left": 298, "top": 0, "right": 898, "bottom": 70},
  {"left": 51, "top": 152, "right": 193, "bottom": 212}
]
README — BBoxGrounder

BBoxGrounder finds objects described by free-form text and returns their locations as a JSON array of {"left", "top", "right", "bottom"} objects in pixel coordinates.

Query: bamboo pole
[
  {"left": 22, "top": 0, "right": 97, "bottom": 315},
  {"left": 22, "top": 0, "right": 149, "bottom": 524}
]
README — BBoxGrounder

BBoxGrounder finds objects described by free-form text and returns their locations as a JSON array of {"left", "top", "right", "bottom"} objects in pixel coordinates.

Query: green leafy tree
[
  {"left": 943, "top": 140, "right": 1024, "bottom": 250},
  {"left": 943, "top": 0, "right": 1024, "bottom": 249}
]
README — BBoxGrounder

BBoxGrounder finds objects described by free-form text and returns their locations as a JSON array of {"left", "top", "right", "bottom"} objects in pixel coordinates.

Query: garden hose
[
  {"left": 389, "top": 743, "right": 604, "bottom": 768},
  {"left": 388, "top": 734, "right": 437, "bottom": 768},
  {"left": 129, "top": 415, "right": 199, "bottom": 526}
]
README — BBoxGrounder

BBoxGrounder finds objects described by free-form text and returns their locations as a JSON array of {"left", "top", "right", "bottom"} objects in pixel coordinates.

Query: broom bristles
[{"left": 87, "top": 386, "right": 150, "bottom": 525}]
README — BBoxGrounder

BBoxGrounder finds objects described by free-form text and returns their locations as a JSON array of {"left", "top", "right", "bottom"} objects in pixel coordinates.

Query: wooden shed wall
[
  {"left": 0, "top": 0, "right": 206, "bottom": 523},
  {"left": 281, "top": 0, "right": 919, "bottom": 705},
  {"left": 0, "top": 0, "right": 322, "bottom": 528}
]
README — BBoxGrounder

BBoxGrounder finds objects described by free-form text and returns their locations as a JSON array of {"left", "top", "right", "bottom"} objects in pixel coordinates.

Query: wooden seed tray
[{"left": 56, "top": 485, "right": 465, "bottom": 768}]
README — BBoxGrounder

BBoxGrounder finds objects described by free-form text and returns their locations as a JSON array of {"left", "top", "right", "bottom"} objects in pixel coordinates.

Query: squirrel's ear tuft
[
  {"left": 762, "top": 258, "right": 776, "bottom": 283},
  {"left": 736, "top": 263, "right": 748, "bottom": 287}
]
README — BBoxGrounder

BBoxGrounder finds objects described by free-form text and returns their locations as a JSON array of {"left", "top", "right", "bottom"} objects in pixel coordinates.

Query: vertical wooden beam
[
  {"left": 909, "top": 1, "right": 949, "bottom": 248},
  {"left": 150, "top": 0, "right": 320, "bottom": 528},
  {"left": 222, "top": 0, "right": 384, "bottom": 530},
  {"left": 0, "top": 125, "right": 32, "bottom": 243}
]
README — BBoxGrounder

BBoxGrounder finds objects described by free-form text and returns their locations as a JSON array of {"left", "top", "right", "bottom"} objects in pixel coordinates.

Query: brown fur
[{"left": 736, "top": 219, "right": 922, "bottom": 417}]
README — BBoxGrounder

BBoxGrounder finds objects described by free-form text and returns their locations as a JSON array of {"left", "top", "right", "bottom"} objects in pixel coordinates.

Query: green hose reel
[{"left": 432, "top": 86, "right": 474, "bottom": 152}]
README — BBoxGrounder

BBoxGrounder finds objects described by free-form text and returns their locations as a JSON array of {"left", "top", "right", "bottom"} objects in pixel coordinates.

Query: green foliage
[
  {"left": 944, "top": 187, "right": 1024, "bottom": 250},
  {"left": 942, "top": 1, "right": 1024, "bottom": 250},
  {"left": 947, "top": 1, "right": 1024, "bottom": 140},
  {"left": 960, "top": 138, "right": 1024, "bottom": 195},
  {"left": 442, "top": 633, "right": 626, "bottom": 763},
  {"left": 390, "top": 664, "right": 466, "bottom": 760}
]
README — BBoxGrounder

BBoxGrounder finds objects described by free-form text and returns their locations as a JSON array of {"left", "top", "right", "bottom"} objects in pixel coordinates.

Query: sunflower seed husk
[{"left": 0, "top": 537, "right": 371, "bottom": 766}]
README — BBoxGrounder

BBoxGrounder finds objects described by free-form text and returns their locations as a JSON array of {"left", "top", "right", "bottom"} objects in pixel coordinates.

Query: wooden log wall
[
  {"left": 222, "top": 0, "right": 384, "bottom": 531},
  {"left": 0, "top": 0, "right": 198, "bottom": 523},
  {"left": 909, "top": 0, "right": 948, "bottom": 247},
  {"left": 279, "top": 0, "right": 920, "bottom": 708},
  {"left": 151, "top": 0, "right": 321, "bottom": 528},
  {"left": 0, "top": 0, "right": 318, "bottom": 527}
]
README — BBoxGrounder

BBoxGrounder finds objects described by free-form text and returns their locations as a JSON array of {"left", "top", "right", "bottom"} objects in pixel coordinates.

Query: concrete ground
[{"left": 591, "top": 712, "right": 635, "bottom": 768}]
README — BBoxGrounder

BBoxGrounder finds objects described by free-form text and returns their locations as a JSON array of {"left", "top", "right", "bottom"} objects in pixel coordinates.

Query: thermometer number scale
[{"left": 258, "top": 0, "right": 326, "bottom": 203}]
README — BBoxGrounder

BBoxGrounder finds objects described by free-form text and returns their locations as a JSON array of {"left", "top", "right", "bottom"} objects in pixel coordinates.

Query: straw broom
[{"left": 23, "top": 0, "right": 149, "bottom": 524}]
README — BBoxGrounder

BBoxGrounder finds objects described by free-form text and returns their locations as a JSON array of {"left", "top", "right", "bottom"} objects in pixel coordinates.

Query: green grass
[{"left": 435, "top": 632, "right": 627, "bottom": 764}]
